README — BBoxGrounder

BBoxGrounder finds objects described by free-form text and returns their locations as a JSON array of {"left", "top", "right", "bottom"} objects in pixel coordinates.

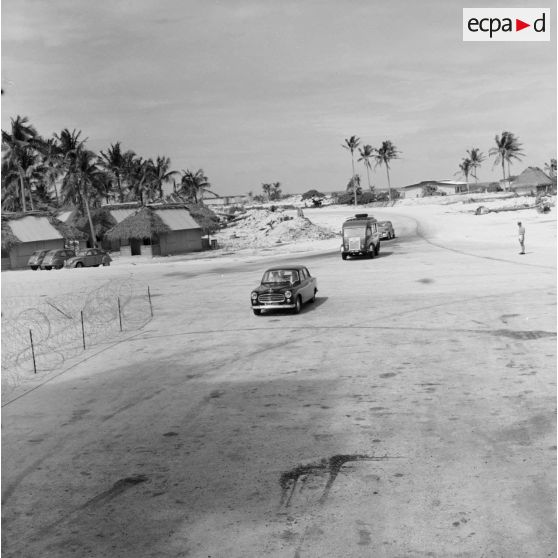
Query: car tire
[
  {"left": 30, "top": 266, "right": 37, "bottom": 270},
  {"left": 76, "top": 262, "right": 83, "bottom": 268},
  {"left": 375, "top": 243, "right": 380, "bottom": 256},
  {"left": 341, "top": 253, "right": 347, "bottom": 260},
  {"left": 293, "top": 296, "right": 302, "bottom": 314},
  {"left": 310, "top": 290, "right": 317, "bottom": 303},
  {"left": 253, "top": 309, "right": 262, "bottom": 316},
  {"left": 103, "top": 261, "right": 110, "bottom": 266},
  {"left": 368, "top": 247, "right": 374, "bottom": 259}
]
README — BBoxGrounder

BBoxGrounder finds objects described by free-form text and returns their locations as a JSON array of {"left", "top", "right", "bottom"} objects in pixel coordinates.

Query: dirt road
[{"left": 2, "top": 210, "right": 556, "bottom": 557}]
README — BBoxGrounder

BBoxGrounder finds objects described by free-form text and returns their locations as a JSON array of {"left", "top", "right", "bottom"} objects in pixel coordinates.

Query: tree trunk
[
  {"left": 19, "top": 171, "right": 27, "bottom": 212},
  {"left": 351, "top": 154, "right": 357, "bottom": 207},
  {"left": 82, "top": 182, "right": 97, "bottom": 248},
  {"left": 386, "top": 165, "right": 392, "bottom": 203}
]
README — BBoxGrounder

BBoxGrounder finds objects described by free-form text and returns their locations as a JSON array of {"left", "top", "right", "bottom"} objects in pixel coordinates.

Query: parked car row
[{"left": 28, "top": 248, "right": 111, "bottom": 270}]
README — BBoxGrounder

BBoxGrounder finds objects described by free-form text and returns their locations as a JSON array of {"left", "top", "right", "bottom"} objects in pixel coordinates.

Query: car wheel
[
  {"left": 375, "top": 243, "right": 380, "bottom": 256},
  {"left": 30, "top": 266, "right": 37, "bottom": 270},
  {"left": 253, "top": 309, "right": 262, "bottom": 316},
  {"left": 55, "top": 265, "right": 63, "bottom": 270},
  {"left": 310, "top": 290, "right": 317, "bottom": 303},
  {"left": 76, "top": 262, "right": 83, "bottom": 268},
  {"left": 293, "top": 296, "right": 302, "bottom": 314},
  {"left": 103, "top": 261, "right": 110, "bottom": 266},
  {"left": 368, "top": 247, "right": 375, "bottom": 259},
  {"left": 341, "top": 253, "right": 347, "bottom": 260}
]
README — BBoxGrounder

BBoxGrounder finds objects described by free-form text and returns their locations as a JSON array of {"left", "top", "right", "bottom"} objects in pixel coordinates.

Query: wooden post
[
  {"left": 29, "top": 329, "right": 37, "bottom": 374},
  {"left": 148, "top": 286, "right": 153, "bottom": 317},
  {"left": 118, "top": 297, "right": 123, "bottom": 331},
  {"left": 81, "top": 311, "right": 86, "bottom": 350}
]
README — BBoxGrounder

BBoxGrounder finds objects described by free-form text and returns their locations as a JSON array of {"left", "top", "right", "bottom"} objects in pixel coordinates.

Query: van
[{"left": 341, "top": 213, "right": 380, "bottom": 260}]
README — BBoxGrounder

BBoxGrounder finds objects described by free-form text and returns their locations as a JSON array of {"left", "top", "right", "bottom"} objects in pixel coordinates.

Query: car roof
[{"left": 264, "top": 264, "right": 308, "bottom": 271}]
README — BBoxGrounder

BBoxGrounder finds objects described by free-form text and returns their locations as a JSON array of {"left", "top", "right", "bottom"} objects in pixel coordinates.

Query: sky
[{"left": 1, "top": 0, "right": 556, "bottom": 196}]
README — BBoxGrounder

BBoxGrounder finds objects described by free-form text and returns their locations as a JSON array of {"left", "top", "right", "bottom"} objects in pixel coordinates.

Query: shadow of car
[
  {"left": 65, "top": 248, "right": 112, "bottom": 268},
  {"left": 40, "top": 249, "right": 76, "bottom": 270}
]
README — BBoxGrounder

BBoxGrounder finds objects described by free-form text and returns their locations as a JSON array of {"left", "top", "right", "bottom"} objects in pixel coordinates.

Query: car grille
[
  {"left": 258, "top": 293, "right": 285, "bottom": 303},
  {"left": 348, "top": 238, "right": 361, "bottom": 251}
]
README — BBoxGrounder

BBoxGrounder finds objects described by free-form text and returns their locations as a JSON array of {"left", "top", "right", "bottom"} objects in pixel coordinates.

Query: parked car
[
  {"left": 40, "top": 248, "right": 76, "bottom": 270},
  {"left": 251, "top": 265, "right": 318, "bottom": 315},
  {"left": 65, "top": 248, "right": 112, "bottom": 268},
  {"left": 378, "top": 220, "right": 395, "bottom": 240},
  {"left": 341, "top": 213, "right": 380, "bottom": 260},
  {"left": 28, "top": 249, "right": 50, "bottom": 270}
]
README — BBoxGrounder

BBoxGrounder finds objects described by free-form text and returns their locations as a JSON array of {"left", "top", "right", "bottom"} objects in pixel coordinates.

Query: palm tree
[
  {"left": 1, "top": 115, "right": 40, "bottom": 211},
  {"left": 456, "top": 158, "right": 472, "bottom": 195},
  {"left": 489, "top": 131, "right": 524, "bottom": 190},
  {"left": 36, "top": 138, "right": 63, "bottom": 206},
  {"left": 343, "top": 135, "right": 361, "bottom": 206},
  {"left": 544, "top": 158, "right": 557, "bottom": 178},
  {"left": 374, "top": 140, "right": 400, "bottom": 203},
  {"left": 358, "top": 144, "right": 375, "bottom": 192},
  {"left": 151, "top": 156, "right": 178, "bottom": 200},
  {"left": 180, "top": 169, "right": 211, "bottom": 203},
  {"left": 98, "top": 142, "right": 127, "bottom": 203},
  {"left": 466, "top": 148, "right": 485, "bottom": 183},
  {"left": 62, "top": 147, "right": 100, "bottom": 246}
]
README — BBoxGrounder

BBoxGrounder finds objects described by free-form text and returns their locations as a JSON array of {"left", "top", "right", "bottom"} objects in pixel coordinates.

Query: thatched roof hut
[
  {"left": 105, "top": 206, "right": 171, "bottom": 242},
  {"left": 1, "top": 218, "right": 22, "bottom": 252}
]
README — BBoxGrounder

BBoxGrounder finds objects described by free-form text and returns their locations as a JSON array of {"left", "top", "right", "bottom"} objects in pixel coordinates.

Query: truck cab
[{"left": 341, "top": 213, "right": 380, "bottom": 260}]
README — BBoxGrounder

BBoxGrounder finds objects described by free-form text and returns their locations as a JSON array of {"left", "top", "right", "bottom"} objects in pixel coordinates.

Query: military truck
[{"left": 341, "top": 213, "right": 380, "bottom": 260}]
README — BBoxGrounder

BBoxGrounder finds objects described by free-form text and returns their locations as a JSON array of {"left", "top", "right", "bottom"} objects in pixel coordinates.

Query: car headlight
[
  {"left": 284, "top": 290, "right": 292, "bottom": 299},
  {"left": 251, "top": 292, "right": 258, "bottom": 300}
]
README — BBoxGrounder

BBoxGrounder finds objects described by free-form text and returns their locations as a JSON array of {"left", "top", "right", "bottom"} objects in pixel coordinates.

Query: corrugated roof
[
  {"left": 153, "top": 208, "right": 200, "bottom": 231},
  {"left": 8, "top": 216, "right": 63, "bottom": 243},
  {"left": 110, "top": 209, "right": 137, "bottom": 223}
]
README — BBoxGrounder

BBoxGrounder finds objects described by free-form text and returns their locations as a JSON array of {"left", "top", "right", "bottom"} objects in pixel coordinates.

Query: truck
[{"left": 341, "top": 213, "right": 380, "bottom": 260}]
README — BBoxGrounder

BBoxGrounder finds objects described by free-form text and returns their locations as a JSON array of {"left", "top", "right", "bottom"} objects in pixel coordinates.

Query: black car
[{"left": 251, "top": 265, "right": 318, "bottom": 315}]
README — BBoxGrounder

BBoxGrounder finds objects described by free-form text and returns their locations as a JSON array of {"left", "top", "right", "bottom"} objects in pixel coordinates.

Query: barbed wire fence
[{"left": 1, "top": 278, "right": 154, "bottom": 397}]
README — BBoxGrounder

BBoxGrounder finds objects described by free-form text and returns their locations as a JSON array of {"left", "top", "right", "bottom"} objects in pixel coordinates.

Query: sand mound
[{"left": 214, "top": 209, "right": 338, "bottom": 250}]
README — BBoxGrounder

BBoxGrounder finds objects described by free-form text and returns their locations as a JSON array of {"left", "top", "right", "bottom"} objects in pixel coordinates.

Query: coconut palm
[
  {"left": 261, "top": 183, "right": 272, "bottom": 201},
  {"left": 489, "top": 131, "right": 524, "bottom": 190},
  {"left": 466, "top": 148, "right": 485, "bottom": 183},
  {"left": 62, "top": 147, "right": 101, "bottom": 246},
  {"left": 374, "top": 140, "right": 400, "bottom": 203},
  {"left": 36, "top": 138, "right": 64, "bottom": 206},
  {"left": 151, "top": 156, "right": 178, "bottom": 200},
  {"left": 544, "top": 158, "right": 557, "bottom": 178},
  {"left": 1, "top": 115, "right": 40, "bottom": 211},
  {"left": 180, "top": 169, "right": 211, "bottom": 203},
  {"left": 456, "top": 158, "right": 473, "bottom": 195},
  {"left": 343, "top": 135, "right": 361, "bottom": 206},
  {"left": 98, "top": 142, "right": 127, "bottom": 203},
  {"left": 271, "top": 181, "right": 282, "bottom": 201},
  {"left": 358, "top": 144, "right": 375, "bottom": 192}
]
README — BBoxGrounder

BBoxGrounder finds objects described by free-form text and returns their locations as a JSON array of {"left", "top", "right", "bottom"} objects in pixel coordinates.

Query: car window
[{"left": 303, "top": 267, "right": 310, "bottom": 278}]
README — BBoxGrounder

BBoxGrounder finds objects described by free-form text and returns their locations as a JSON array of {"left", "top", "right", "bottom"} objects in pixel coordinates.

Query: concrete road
[{"left": 2, "top": 212, "right": 556, "bottom": 558}]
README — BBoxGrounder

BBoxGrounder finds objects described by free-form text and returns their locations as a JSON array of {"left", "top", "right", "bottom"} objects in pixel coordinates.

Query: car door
[
  {"left": 298, "top": 268, "right": 311, "bottom": 302},
  {"left": 85, "top": 249, "right": 96, "bottom": 266}
]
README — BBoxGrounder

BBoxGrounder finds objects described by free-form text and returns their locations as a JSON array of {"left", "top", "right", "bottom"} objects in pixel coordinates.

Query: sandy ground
[{"left": 1, "top": 200, "right": 556, "bottom": 557}]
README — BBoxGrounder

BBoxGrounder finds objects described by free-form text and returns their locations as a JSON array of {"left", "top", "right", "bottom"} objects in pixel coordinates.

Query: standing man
[{"left": 517, "top": 221, "right": 526, "bottom": 254}]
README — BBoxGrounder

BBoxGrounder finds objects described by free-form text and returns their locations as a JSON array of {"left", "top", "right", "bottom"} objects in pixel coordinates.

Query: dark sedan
[
  {"left": 40, "top": 249, "right": 76, "bottom": 270},
  {"left": 250, "top": 265, "right": 318, "bottom": 315},
  {"left": 65, "top": 248, "right": 112, "bottom": 268},
  {"left": 378, "top": 220, "right": 395, "bottom": 240}
]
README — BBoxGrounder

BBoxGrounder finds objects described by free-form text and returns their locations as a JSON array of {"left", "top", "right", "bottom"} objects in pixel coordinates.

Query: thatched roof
[
  {"left": 512, "top": 167, "right": 553, "bottom": 187},
  {"left": 105, "top": 207, "right": 171, "bottom": 241},
  {"left": 1, "top": 212, "right": 87, "bottom": 252},
  {"left": 1, "top": 219, "right": 21, "bottom": 251}
]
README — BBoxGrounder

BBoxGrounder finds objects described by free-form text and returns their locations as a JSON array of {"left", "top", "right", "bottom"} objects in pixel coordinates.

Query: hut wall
[
  {"left": 9, "top": 239, "right": 64, "bottom": 270},
  {"left": 160, "top": 230, "right": 202, "bottom": 256}
]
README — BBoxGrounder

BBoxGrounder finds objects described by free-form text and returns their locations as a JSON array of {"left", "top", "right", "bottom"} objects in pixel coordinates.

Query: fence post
[
  {"left": 81, "top": 310, "right": 86, "bottom": 350},
  {"left": 148, "top": 286, "right": 153, "bottom": 317},
  {"left": 118, "top": 297, "right": 123, "bottom": 331},
  {"left": 29, "top": 329, "right": 37, "bottom": 374}
]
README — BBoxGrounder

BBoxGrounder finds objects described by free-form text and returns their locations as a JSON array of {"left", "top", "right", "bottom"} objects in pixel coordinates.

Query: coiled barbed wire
[{"left": 2, "top": 278, "right": 153, "bottom": 396}]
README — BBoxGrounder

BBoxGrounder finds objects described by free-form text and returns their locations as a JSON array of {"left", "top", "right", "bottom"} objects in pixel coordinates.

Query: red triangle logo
[{"left": 516, "top": 19, "right": 530, "bottom": 31}]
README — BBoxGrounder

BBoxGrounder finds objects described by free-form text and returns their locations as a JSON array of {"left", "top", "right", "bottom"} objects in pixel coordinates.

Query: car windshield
[{"left": 262, "top": 270, "right": 299, "bottom": 284}]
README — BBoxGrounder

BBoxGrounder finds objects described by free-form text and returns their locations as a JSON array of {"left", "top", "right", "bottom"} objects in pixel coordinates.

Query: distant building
[
  {"left": 204, "top": 194, "right": 251, "bottom": 207},
  {"left": 1, "top": 213, "right": 87, "bottom": 270},
  {"left": 104, "top": 204, "right": 203, "bottom": 257},
  {"left": 507, "top": 167, "right": 555, "bottom": 195},
  {"left": 399, "top": 180, "right": 467, "bottom": 198}
]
